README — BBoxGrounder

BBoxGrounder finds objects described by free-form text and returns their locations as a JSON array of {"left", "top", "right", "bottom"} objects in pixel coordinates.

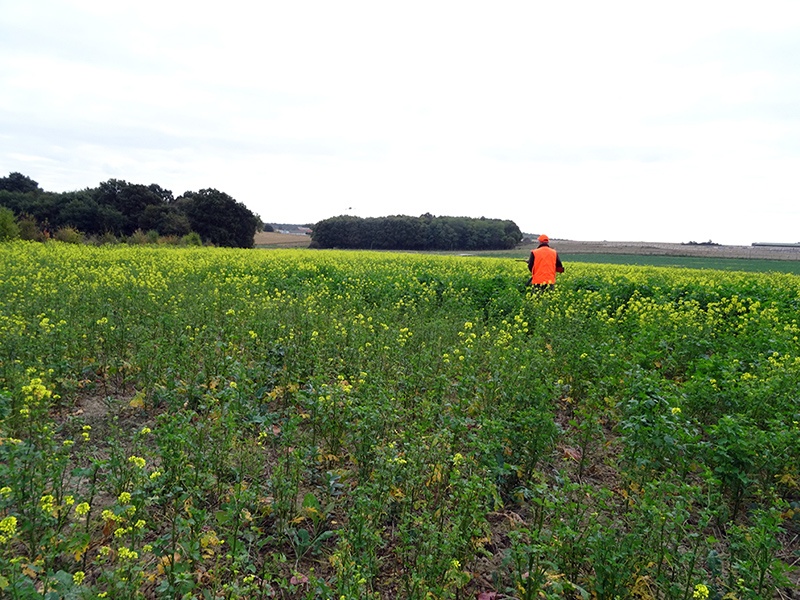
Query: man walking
[{"left": 528, "top": 234, "right": 564, "bottom": 290}]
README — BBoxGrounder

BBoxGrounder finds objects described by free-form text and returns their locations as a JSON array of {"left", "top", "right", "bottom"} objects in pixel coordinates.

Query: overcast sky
[{"left": 2, "top": 1, "right": 799, "bottom": 245}]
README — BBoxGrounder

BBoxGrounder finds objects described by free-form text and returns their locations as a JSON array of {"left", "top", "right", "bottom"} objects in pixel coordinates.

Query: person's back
[{"left": 528, "top": 234, "right": 564, "bottom": 288}]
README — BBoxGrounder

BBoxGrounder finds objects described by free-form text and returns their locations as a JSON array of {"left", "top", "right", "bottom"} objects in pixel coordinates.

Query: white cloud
[{"left": 2, "top": 0, "right": 800, "bottom": 244}]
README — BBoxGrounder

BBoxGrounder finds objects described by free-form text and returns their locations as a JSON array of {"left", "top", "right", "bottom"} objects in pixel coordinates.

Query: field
[
  {"left": 450, "top": 241, "right": 800, "bottom": 275},
  {"left": 1, "top": 242, "right": 799, "bottom": 599},
  {"left": 254, "top": 232, "right": 313, "bottom": 248},
  {"left": 253, "top": 230, "right": 800, "bottom": 274}
]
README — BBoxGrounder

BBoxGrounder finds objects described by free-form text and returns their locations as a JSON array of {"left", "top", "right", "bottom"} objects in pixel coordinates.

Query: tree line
[
  {"left": 0, "top": 172, "right": 262, "bottom": 248},
  {"left": 310, "top": 214, "right": 523, "bottom": 251}
]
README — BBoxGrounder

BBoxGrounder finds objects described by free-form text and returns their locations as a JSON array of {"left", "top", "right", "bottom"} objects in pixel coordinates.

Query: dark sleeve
[
  {"left": 555, "top": 253, "right": 564, "bottom": 273},
  {"left": 527, "top": 252, "right": 534, "bottom": 272}
]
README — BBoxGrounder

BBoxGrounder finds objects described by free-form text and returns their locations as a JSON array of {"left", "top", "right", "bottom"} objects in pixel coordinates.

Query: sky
[{"left": 2, "top": 1, "right": 799, "bottom": 245}]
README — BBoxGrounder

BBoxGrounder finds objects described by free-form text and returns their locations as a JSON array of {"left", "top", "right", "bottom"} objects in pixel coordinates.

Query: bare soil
[
  {"left": 254, "top": 231, "right": 312, "bottom": 248},
  {"left": 549, "top": 240, "right": 800, "bottom": 261}
]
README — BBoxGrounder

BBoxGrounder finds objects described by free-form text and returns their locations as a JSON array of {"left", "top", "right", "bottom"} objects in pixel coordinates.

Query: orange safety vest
[{"left": 530, "top": 245, "right": 559, "bottom": 285}]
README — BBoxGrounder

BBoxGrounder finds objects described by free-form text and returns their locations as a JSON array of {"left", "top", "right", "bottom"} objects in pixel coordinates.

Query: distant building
[
  {"left": 752, "top": 242, "right": 800, "bottom": 247},
  {"left": 273, "top": 225, "right": 313, "bottom": 235}
]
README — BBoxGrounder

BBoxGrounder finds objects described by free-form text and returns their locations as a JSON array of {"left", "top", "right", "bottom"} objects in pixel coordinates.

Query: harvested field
[
  {"left": 550, "top": 239, "right": 800, "bottom": 261},
  {"left": 254, "top": 231, "right": 312, "bottom": 247}
]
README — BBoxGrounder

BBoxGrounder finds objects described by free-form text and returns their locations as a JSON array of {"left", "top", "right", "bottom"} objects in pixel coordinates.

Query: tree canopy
[
  {"left": 176, "top": 189, "right": 262, "bottom": 249},
  {"left": 0, "top": 173, "right": 261, "bottom": 248},
  {"left": 0, "top": 172, "right": 40, "bottom": 194},
  {"left": 311, "top": 214, "right": 523, "bottom": 251}
]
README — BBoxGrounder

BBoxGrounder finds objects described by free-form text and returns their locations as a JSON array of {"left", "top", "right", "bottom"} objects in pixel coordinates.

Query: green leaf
[{"left": 302, "top": 492, "right": 321, "bottom": 512}]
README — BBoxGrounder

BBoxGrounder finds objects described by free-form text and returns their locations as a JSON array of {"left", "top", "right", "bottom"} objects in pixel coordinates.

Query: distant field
[
  {"left": 560, "top": 253, "right": 800, "bottom": 274},
  {"left": 254, "top": 231, "right": 312, "bottom": 247},
  {"left": 254, "top": 233, "right": 800, "bottom": 273},
  {"left": 442, "top": 240, "right": 800, "bottom": 274}
]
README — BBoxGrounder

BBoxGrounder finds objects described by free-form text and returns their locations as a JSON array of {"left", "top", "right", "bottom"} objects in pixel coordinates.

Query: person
[{"left": 527, "top": 234, "right": 564, "bottom": 290}]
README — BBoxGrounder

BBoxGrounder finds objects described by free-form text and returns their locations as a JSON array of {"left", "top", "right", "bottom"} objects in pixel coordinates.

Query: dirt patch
[{"left": 70, "top": 390, "right": 113, "bottom": 420}]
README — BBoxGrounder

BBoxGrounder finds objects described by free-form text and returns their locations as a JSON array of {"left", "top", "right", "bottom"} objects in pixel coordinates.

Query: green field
[
  {"left": 438, "top": 248, "right": 800, "bottom": 275},
  {"left": 1, "top": 242, "right": 798, "bottom": 599},
  {"left": 562, "top": 253, "right": 800, "bottom": 275}
]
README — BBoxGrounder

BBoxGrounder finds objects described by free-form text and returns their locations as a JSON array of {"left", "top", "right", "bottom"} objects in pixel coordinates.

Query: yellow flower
[
  {"left": 0, "top": 515, "right": 18, "bottom": 543},
  {"left": 101, "top": 510, "right": 118, "bottom": 522},
  {"left": 0, "top": 486, "right": 11, "bottom": 497},
  {"left": 140, "top": 427, "right": 151, "bottom": 435},
  {"left": 73, "top": 571, "right": 85, "bottom": 585},
  {"left": 671, "top": 407, "right": 682, "bottom": 415},
  {"left": 128, "top": 455, "right": 146, "bottom": 468},
  {"left": 693, "top": 583, "right": 709, "bottom": 600},
  {"left": 118, "top": 492, "right": 132, "bottom": 504},
  {"left": 75, "top": 502, "right": 91, "bottom": 516},
  {"left": 40, "top": 494, "right": 56, "bottom": 514},
  {"left": 117, "top": 546, "right": 139, "bottom": 560}
]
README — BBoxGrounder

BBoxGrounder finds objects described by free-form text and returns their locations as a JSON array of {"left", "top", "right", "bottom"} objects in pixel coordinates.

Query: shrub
[
  {"left": 53, "top": 226, "right": 85, "bottom": 244},
  {"left": 127, "top": 229, "right": 149, "bottom": 244},
  {"left": 181, "top": 231, "right": 203, "bottom": 246},
  {"left": 17, "top": 216, "right": 47, "bottom": 241},
  {"left": 89, "top": 231, "right": 119, "bottom": 245},
  {"left": 0, "top": 206, "right": 20, "bottom": 241}
]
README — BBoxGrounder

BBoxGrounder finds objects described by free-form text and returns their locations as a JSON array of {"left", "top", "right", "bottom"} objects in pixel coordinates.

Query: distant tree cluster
[
  {"left": 311, "top": 214, "right": 523, "bottom": 251},
  {"left": 684, "top": 240, "right": 720, "bottom": 246},
  {"left": 0, "top": 172, "right": 262, "bottom": 248}
]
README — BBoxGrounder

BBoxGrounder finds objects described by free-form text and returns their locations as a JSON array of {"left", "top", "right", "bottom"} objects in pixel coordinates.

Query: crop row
[{"left": 0, "top": 241, "right": 798, "bottom": 599}]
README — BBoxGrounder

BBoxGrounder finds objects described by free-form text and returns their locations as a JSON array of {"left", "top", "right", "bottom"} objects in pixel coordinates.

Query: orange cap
[{"left": 538, "top": 234, "right": 549, "bottom": 243}]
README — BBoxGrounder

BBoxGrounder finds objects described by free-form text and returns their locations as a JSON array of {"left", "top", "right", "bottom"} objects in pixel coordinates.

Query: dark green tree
[
  {"left": 311, "top": 214, "right": 523, "bottom": 251},
  {"left": 138, "top": 204, "right": 191, "bottom": 237},
  {"left": 0, "top": 173, "right": 268, "bottom": 246},
  {"left": 0, "top": 172, "right": 40, "bottom": 194},
  {"left": 57, "top": 192, "right": 127, "bottom": 236},
  {"left": 94, "top": 179, "right": 171, "bottom": 236},
  {"left": 309, "top": 215, "right": 367, "bottom": 249},
  {"left": 176, "top": 189, "right": 260, "bottom": 248},
  {"left": 0, "top": 190, "right": 60, "bottom": 228}
]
